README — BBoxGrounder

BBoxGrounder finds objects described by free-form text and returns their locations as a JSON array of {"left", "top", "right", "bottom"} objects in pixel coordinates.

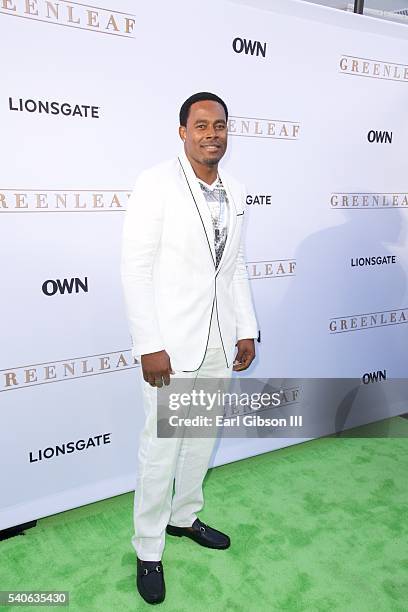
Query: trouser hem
[
  {"left": 132, "top": 537, "right": 164, "bottom": 562},
  {"left": 133, "top": 545, "right": 164, "bottom": 562}
]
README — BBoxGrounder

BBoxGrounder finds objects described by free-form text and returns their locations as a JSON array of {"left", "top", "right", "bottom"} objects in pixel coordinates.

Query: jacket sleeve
[
  {"left": 121, "top": 169, "right": 165, "bottom": 357},
  {"left": 232, "top": 185, "right": 259, "bottom": 342}
]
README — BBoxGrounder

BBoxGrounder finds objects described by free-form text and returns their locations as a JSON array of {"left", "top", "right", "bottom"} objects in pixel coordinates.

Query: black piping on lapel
[
  {"left": 178, "top": 156, "right": 229, "bottom": 370},
  {"left": 178, "top": 157, "right": 216, "bottom": 268}
]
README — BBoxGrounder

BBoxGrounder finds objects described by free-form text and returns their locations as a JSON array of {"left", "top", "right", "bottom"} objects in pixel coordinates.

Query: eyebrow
[{"left": 194, "top": 119, "right": 226, "bottom": 125}]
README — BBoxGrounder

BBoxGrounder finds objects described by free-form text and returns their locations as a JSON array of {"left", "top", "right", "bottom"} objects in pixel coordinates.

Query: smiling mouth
[{"left": 202, "top": 144, "right": 221, "bottom": 150}]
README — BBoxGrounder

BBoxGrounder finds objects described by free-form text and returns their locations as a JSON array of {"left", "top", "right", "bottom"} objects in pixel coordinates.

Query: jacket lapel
[
  {"left": 216, "top": 167, "right": 238, "bottom": 272},
  {"left": 178, "top": 150, "right": 216, "bottom": 266}
]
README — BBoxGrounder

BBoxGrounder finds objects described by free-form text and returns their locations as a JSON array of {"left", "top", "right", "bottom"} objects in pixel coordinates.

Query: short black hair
[{"left": 179, "top": 92, "right": 228, "bottom": 127}]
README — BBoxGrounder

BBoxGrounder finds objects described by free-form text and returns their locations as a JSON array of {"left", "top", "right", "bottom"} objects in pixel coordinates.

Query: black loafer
[
  {"left": 166, "top": 518, "right": 230, "bottom": 549},
  {"left": 136, "top": 558, "right": 165, "bottom": 604}
]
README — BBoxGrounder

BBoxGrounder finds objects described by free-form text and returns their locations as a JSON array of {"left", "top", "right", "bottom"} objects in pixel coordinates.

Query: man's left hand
[{"left": 233, "top": 339, "right": 255, "bottom": 371}]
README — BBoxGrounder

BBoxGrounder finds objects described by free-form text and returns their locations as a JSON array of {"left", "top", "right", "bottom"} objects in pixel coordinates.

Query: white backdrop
[{"left": 1, "top": 0, "right": 407, "bottom": 530}]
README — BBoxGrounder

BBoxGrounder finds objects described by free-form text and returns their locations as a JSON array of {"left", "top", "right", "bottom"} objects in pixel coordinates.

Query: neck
[{"left": 185, "top": 151, "right": 218, "bottom": 184}]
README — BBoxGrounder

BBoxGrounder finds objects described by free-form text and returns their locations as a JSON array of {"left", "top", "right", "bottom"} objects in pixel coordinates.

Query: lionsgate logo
[
  {"left": 0, "top": 0, "right": 136, "bottom": 38},
  {"left": 339, "top": 55, "right": 408, "bottom": 83},
  {"left": 247, "top": 259, "right": 296, "bottom": 279},
  {"left": 0, "top": 189, "right": 130, "bottom": 212},
  {"left": 9, "top": 97, "right": 100, "bottom": 119},
  {"left": 246, "top": 194, "right": 272, "bottom": 206},
  {"left": 329, "top": 308, "right": 408, "bottom": 334},
  {"left": 1, "top": 349, "right": 137, "bottom": 391},
  {"left": 29, "top": 432, "right": 111, "bottom": 464},
  {"left": 42, "top": 277, "right": 88, "bottom": 296},
  {"left": 330, "top": 193, "right": 408, "bottom": 209},
  {"left": 351, "top": 255, "right": 396, "bottom": 268},
  {"left": 228, "top": 116, "right": 300, "bottom": 140}
]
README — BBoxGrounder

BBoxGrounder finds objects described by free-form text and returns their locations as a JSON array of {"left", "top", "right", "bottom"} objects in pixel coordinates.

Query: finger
[
  {"left": 147, "top": 373, "right": 156, "bottom": 387},
  {"left": 244, "top": 350, "right": 255, "bottom": 365},
  {"left": 241, "top": 358, "right": 252, "bottom": 370},
  {"left": 233, "top": 363, "right": 246, "bottom": 371},
  {"left": 234, "top": 350, "right": 244, "bottom": 365},
  {"left": 234, "top": 352, "right": 254, "bottom": 371},
  {"left": 240, "top": 350, "right": 251, "bottom": 363},
  {"left": 163, "top": 370, "right": 171, "bottom": 386},
  {"left": 244, "top": 350, "right": 255, "bottom": 363},
  {"left": 242, "top": 356, "right": 255, "bottom": 370}
]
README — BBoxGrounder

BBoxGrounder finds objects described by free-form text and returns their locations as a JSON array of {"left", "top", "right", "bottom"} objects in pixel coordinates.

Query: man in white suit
[{"left": 121, "top": 92, "right": 258, "bottom": 604}]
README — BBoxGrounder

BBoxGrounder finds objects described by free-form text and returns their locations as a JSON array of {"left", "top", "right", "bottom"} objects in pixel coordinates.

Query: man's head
[{"left": 179, "top": 92, "right": 228, "bottom": 168}]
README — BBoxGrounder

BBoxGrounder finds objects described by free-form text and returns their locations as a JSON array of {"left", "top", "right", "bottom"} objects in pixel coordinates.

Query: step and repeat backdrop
[{"left": 1, "top": 0, "right": 407, "bottom": 529}]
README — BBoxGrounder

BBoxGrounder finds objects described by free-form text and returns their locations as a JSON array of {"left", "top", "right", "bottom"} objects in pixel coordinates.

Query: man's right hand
[{"left": 141, "top": 350, "right": 174, "bottom": 387}]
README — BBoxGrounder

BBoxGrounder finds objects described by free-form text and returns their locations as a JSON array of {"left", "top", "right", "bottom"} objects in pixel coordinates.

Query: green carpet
[{"left": 1, "top": 418, "right": 408, "bottom": 611}]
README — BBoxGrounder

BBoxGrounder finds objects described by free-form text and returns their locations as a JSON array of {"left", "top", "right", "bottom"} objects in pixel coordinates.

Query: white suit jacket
[{"left": 121, "top": 149, "right": 258, "bottom": 372}]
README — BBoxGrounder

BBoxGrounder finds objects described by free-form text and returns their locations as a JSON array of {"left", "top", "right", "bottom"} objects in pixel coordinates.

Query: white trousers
[{"left": 132, "top": 347, "right": 232, "bottom": 561}]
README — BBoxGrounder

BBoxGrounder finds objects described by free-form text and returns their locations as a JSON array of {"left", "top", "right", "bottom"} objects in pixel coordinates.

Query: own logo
[
  {"left": 367, "top": 130, "right": 393, "bottom": 144},
  {"left": 232, "top": 37, "right": 267, "bottom": 58},
  {"left": 42, "top": 277, "right": 88, "bottom": 296}
]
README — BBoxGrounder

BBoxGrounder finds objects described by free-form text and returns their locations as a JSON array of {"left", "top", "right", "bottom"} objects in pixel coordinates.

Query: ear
[{"left": 179, "top": 125, "right": 186, "bottom": 141}]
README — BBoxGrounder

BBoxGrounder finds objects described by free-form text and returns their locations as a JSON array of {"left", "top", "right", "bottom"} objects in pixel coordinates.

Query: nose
[{"left": 205, "top": 125, "right": 217, "bottom": 138}]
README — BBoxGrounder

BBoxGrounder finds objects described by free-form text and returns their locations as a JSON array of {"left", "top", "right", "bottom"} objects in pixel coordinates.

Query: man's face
[{"left": 179, "top": 100, "right": 228, "bottom": 167}]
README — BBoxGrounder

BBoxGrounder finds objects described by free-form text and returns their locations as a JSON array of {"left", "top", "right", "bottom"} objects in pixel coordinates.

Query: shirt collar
[{"left": 197, "top": 176, "right": 221, "bottom": 191}]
